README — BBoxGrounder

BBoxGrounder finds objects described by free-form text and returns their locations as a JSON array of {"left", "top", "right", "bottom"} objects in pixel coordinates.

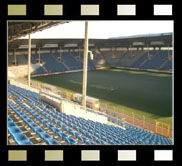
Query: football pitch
[{"left": 32, "top": 69, "right": 172, "bottom": 125}]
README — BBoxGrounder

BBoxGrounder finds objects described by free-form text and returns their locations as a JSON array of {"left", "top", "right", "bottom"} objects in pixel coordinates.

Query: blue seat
[
  {"left": 8, "top": 117, "right": 13, "bottom": 122},
  {"left": 9, "top": 127, "right": 23, "bottom": 139},
  {"left": 34, "top": 127, "right": 45, "bottom": 134},
  {"left": 85, "top": 140, "right": 92, "bottom": 145},
  {"left": 8, "top": 121, "right": 17, "bottom": 129},
  {"left": 14, "top": 133, "right": 31, "bottom": 145},
  {"left": 64, "top": 126, "right": 70, "bottom": 133},
  {"left": 25, "top": 118, "right": 33, "bottom": 124},
  {"left": 47, "top": 139, "right": 61, "bottom": 145},
  {"left": 65, "top": 137, "right": 78, "bottom": 145},
  {"left": 39, "top": 132, "right": 52, "bottom": 141},
  {"left": 95, "top": 139, "right": 102, "bottom": 144},
  {"left": 70, "top": 130, "right": 76, "bottom": 137},
  {"left": 29, "top": 123, "right": 39, "bottom": 130},
  {"left": 57, "top": 122, "right": 63, "bottom": 128},
  {"left": 61, "top": 133, "right": 69, "bottom": 140}
]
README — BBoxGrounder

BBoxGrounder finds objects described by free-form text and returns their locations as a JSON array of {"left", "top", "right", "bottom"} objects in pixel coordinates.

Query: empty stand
[{"left": 8, "top": 84, "right": 172, "bottom": 145}]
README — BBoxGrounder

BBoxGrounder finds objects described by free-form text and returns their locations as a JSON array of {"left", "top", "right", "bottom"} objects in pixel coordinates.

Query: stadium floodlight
[
  {"left": 27, "top": 33, "right": 31, "bottom": 87},
  {"left": 82, "top": 21, "right": 89, "bottom": 110},
  {"left": 88, "top": 50, "right": 94, "bottom": 60}
]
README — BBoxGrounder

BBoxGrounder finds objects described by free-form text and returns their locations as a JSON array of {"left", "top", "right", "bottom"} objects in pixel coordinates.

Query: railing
[{"left": 100, "top": 103, "right": 172, "bottom": 139}]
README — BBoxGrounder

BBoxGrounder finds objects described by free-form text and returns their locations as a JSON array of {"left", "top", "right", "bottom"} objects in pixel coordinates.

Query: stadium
[{"left": 8, "top": 21, "right": 173, "bottom": 145}]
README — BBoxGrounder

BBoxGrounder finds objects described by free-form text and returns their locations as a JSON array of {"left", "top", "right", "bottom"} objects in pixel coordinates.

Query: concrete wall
[{"left": 61, "top": 100, "right": 108, "bottom": 124}]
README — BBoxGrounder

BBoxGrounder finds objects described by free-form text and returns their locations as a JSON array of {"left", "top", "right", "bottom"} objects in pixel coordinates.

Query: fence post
[
  {"left": 113, "top": 106, "right": 115, "bottom": 112},
  {"left": 156, "top": 120, "right": 158, "bottom": 133},
  {"left": 132, "top": 112, "right": 134, "bottom": 125},
  {"left": 162, "top": 122, "right": 164, "bottom": 135},
  {"left": 167, "top": 124, "right": 170, "bottom": 138},
  {"left": 143, "top": 115, "right": 145, "bottom": 128},
  {"left": 105, "top": 103, "right": 107, "bottom": 110}
]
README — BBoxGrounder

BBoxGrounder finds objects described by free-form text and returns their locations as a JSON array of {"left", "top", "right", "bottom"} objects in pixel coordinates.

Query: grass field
[{"left": 32, "top": 69, "right": 172, "bottom": 125}]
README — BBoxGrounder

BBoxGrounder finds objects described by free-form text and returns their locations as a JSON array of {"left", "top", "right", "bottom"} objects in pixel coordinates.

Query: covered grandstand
[
  {"left": 8, "top": 21, "right": 173, "bottom": 145},
  {"left": 8, "top": 32, "right": 172, "bottom": 77}
]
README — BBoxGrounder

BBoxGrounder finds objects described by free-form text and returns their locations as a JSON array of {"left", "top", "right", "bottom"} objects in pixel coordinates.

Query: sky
[{"left": 21, "top": 21, "right": 173, "bottom": 39}]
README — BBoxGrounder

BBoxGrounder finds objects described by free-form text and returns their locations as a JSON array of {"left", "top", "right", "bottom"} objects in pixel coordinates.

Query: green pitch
[{"left": 32, "top": 69, "right": 172, "bottom": 125}]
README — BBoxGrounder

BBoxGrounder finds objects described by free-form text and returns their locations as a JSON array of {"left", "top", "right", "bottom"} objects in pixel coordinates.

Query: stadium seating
[
  {"left": 8, "top": 116, "right": 33, "bottom": 145},
  {"left": 9, "top": 50, "right": 172, "bottom": 77},
  {"left": 54, "top": 52, "right": 83, "bottom": 70},
  {"left": 141, "top": 51, "right": 169, "bottom": 69},
  {"left": 8, "top": 84, "right": 172, "bottom": 145},
  {"left": 130, "top": 52, "right": 148, "bottom": 68}
]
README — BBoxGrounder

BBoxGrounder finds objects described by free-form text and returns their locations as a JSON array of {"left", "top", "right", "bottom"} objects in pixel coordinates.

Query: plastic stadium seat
[
  {"left": 70, "top": 130, "right": 76, "bottom": 137},
  {"left": 47, "top": 139, "right": 61, "bottom": 145},
  {"left": 53, "top": 128, "right": 61, "bottom": 135},
  {"left": 9, "top": 127, "right": 22, "bottom": 136},
  {"left": 57, "top": 122, "right": 63, "bottom": 128},
  {"left": 95, "top": 138, "right": 102, "bottom": 144},
  {"left": 8, "top": 121, "right": 17, "bottom": 129},
  {"left": 77, "top": 134, "right": 84, "bottom": 142},
  {"left": 25, "top": 119, "right": 34, "bottom": 124},
  {"left": 61, "top": 133, "right": 69, "bottom": 140},
  {"left": 65, "top": 137, "right": 78, "bottom": 145},
  {"left": 14, "top": 133, "right": 31, "bottom": 145},
  {"left": 56, "top": 130, "right": 65, "bottom": 139},
  {"left": 34, "top": 127, "right": 45, "bottom": 134},
  {"left": 39, "top": 132, "right": 52, "bottom": 141},
  {"left": 29, "top": 123, "right": 39, "bottom": 130},
  {"left": 80, "top": 130, "right": 86, "bottom": 136},
  {"left": 85, "top": 140, "right": 92, "bottom": 145},
  {"left": 64, "top": 126, "right": 70, "bottom": 133}
]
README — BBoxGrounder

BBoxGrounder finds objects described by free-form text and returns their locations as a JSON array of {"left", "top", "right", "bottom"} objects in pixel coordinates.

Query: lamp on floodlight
[{"left": 88, "top": 50, "right": 94, "bottom": 60}]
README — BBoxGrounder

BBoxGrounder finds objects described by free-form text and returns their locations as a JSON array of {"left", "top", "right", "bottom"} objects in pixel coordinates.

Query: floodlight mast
[
  {"left": 82, "top": 21, "right": 89, "bottom": 110},
  {"left": 27, "top": 33, "right": 31, "bottom": 87},
  {"left": 14, "top": 48, "right": 16, "bottom": 66}
]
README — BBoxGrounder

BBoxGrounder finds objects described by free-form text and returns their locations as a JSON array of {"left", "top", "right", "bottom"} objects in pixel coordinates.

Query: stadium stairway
[{"left": 51, "top": 54, "right": 70, "bottom": 71}]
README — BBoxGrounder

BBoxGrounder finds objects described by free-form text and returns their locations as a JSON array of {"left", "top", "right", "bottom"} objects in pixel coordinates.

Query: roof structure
[
  {"left": 8, "top": 21, "right": 69, "bottom": 42},
  {"left": 8, "top": 32, "right": 173, "bottom": 50}
]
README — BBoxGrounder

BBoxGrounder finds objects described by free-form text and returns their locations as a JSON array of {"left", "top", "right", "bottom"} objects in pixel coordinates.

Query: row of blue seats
[
  {"left": 9, "top": 85, "right": 107, "bottom": 144},
  {"left": 26, "top": 101, "right": 97, "bottom": 145},
  {"left": 8, "top": 116, "right": 33, "bottom": 145},
  {"left": 54, "top": 53, "right": 83, "bottom": 70},
  {"left": 58, "top": 112, "right": 172, "bottom": 145},
  {"left": 13, "top": 99, "right": 84, "bottom": 145},
  {"left": 8, "top": 100, "right": 61, "bottom": 145},
  {"left": 8, "top": 84, "right": 172, "bottom": 145}
]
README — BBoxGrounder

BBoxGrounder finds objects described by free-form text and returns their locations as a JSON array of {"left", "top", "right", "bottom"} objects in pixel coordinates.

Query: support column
[
  {"left": 60, "top": 47, "right": 61, "bottom": 59},
  {"left": 27, "top": 33, "right": 31, "bottom": 87},
  {"left": 82, "top": 21, "right": 89, "bottom": 109},
  {"left": 39, "top": 48, "right": 41, "bottom": 64},
  {"left": 147, "top": 45, "right": 149, "bottom": 57},
  {"left": 130, "top": 45, "right": 132, "bottom": 56},
  {"left": 14, "top": 48, "right": 16, "bottom": 66},
  {"left": 79, "top": 46, "right": 81, "bottom": 59},
  {"left": 168, "top": 44, "right": 170, "bottom": 59}
]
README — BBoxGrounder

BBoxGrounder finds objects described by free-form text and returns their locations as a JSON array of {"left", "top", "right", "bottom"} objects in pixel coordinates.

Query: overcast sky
[{"left": 21, "top": 21, "right": 173, "bottom": 39}]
